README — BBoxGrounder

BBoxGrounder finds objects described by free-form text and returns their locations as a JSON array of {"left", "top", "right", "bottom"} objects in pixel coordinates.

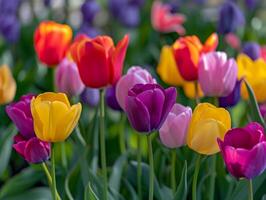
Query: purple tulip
[
  {"left": 259, "top": 104, "right": 266, "bottom": 119},
  {"left": 245, "top": 0, "right": 258, "bottom": 9},
  {"left": 217, "top": 122, "right": 266, "bottom": 179},
  {"left": 218, "top": 1, "right": 245, "bottom": 34},
  {"left": 13, "top": 134, "right": 50, "bottom": 164},
  {"left": 55, "top": 58, "right": 85, "bottom": 97},
  {"left": 159, "top": 103, "right": 192, "bottom": 148},
  {"left": 219, "top": 80, "right": 242, "bottom": 108},
  {"left": 80, "top": 87, "right": 100, "bottom": 107},
  {"left": 116, "top": 66, "right": 156, "bottom": 111},
  {"left": 0, "top": 0, "right": 21, "bottom": 14},
  {"left": 81, "top": 0, "right": 100, "bottom": 24},
  {"left": 6, "top": 94, "right": 35, "bottom": 139},
  {"left": 242, "top": 42, "right": 260, "bottom": 61},
  {"left": 125, "top": 83, "right": 177, "bottom": 133},
  {"left": 0, "top": 15, "right": 20, "bottom": 43},
  {"left": 79, "top": 23, "right": 100, "bottom": 38},
  {"left": 199, "top": 51, "right": 238, "bottom": 97},
  {"left": 106, "top": 85, "right": 122, "bottom": 111}
]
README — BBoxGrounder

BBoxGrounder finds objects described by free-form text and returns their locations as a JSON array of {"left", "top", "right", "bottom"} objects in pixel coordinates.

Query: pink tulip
[
  {"left": 116, "top": 66, "right": 156, "bottom": 110},
  {"left": 151, "top": 1, "right": 186, "bottom": 35},
  {"left": 55, "top": 58, "right": 85, "bottom": 97},
  {"left": 224, "top": 33, "right": 241, "bottom": 50},
  {"left": 199, "top": 51, "right": 237, "bottom": 97},
  {"left": 159, "top": 104, "right": 192, "bottom": 148}
]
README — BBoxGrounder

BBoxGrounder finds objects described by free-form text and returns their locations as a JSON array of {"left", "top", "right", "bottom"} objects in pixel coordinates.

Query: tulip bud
[
  {"left": 0, "top": 65, "right": 16, "bottom": 105},
  {"left": 159, "top": 104, "right": 192, "bottom": 148},
  {"left": 242, "top": 42, "right": 260, "bottom": 61},
  {"left": 80, "top": 87, "right": 100, "bottom": 107},
  {"left": 55, "top": 58, "right": 85, "bottom": 97},
  {"left": 106, "top": 85, "right": 122, "bottom": 111}
]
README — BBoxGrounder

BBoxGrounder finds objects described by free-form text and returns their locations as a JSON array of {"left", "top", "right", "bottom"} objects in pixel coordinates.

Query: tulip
[
  {"left": 81, "top": 0, "right": 100, "bottom": 24},
  {"left": 125, "top": 83, "right": 177, "bottom": 133},
  {"left": 219, "top": 80, "right": 242, "bottom": 108},
  {"left": 34, "top": 21, "right": 72, "bottom": 66},
  {"left": 172, "top": 33, "right": 218, "bottom": 81},
  {"left": 217, "top": 122, "right": 266, "bottom": 179},
  {"left": 55, "top": 58, "right": 85, "bottom": 97},
  {"left": 259, "top": 104, "right": 266, "bottom": 119},
  {"left": 237, "top": 54, "right": 266, "bottom": 103},
  {"left": 224, "top": 33, "right": 241, "bottom": 50},
  {"left": 217, "top": 1, "right": 245, "bottom": 34},
  {"left": 116, "top": 66, "right": 156, "bottom": 110},
  {"left": 70, "top": 34, "right": 129, "bottom": 88},
  {"left": 159, "top": 103, "right": 192, "bottom": 148},
  {"left": 31, "top": 92, "right": 82, "bottom": 142},
  {"left": 182, "top": 81, "right": 204, "bottom": 99},
  {"left": 0, "top": 65, "right": 16, "bottom": 105},
  {"left": 6, "top": 94, "right": 35, "bottom": 139},
  {"left": 0, "top": 15, "right": 20, "bottom": 43},
  {"left": 151, "top": 1, "right": 186, "bottom": 35},
  {"left": 106, "top": 85, "right": 122, "bottom": 111},
  {"left": 157, "top": 45, "right": 185, "bottom": 86},
  {"left": 13, "top": 134, "right": 50, "bottom": 164},
  {"left": 198, "top": 51, "right": 238, "bottom": 97},
  {"left": 80, "top": 87, "right": 99, "bottom": 107},
  {"left": 187, "top": 103, "right": 231, "bottom": 155},
  {"left": 260, "top": 46, "right": 266, "bottom": 62},
  {"left": 242, "top": 42, "right": 260, "bottom": 61}
]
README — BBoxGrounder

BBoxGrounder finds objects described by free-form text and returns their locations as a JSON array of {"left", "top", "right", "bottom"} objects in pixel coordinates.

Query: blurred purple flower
[
  {"left": 219, "top": 80, "right": 241, "bottom": 108},
  {"left": 106, "top": 85, "right": 122, "bottom": 111},
  {"left": 81, "top": 0, "right": 100, "bottom": 24},
  {"left": 218, "top": 1, "right": 245, "bottom": 34},
  {"left": 245, "top": 0, "right": 258, "bottom": 9},
  {"left": 0, "top": 15, "right": 20, "bottom": 43},
  {"left": 44, "top": 0, "right": 51, "bottom": 7},
  {"left": 0, "top": 0, "right": 21, "bottom": 14},
  {"left": 242, "top": 42, "right": 260, "bottom": 61},
  {"left": 79, "top": 23, "right": 100, "bottom": 38},
  {"left": 80, "top": 87, "right": 100, "bottom": 107}
]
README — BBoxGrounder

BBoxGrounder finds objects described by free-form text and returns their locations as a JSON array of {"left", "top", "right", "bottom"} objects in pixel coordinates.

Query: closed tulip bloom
[
  {"left": 172, "top": 33, "right": 218, "bottom": 81},
  {"left": 80, "top": 87, "right": 99, "bottom": 107},
  {"left": 13, "top": 134, "right": 50, "bottom": 164},
  {"left": 159, "top": 104, "right": 192, "bottom": 148},
  {"left": 218, "top": 122, "right": 266, "bottom": 179},
  {"left": 151, "top": 1, "right": 186, "bottom": 35},
  {"left": 218, "top": 1, "right": 245, "bottom": 34},
  {"left": 242, "top": 42, "right": 260, "bottom": 61},
  {"left": 237, "top": 54, "right": 266, "bottom": 103},
  {"left": 116, "top": 66, "right": 156, "bottom": 110},
  {"left": 34, "top": 21, "right": 72, "bottom": 66},
  {"left": 70, "top": 34, "right": 129, "bottom": 88},
  {"left": 219, "top": 80, "right": 242, "bottom": 108},
  {"left": 0, "top": 65, "right": 16, "bottom": 105},
  {"left": 106, "top": 85, "right": 122, "bottom": 111},
  {"left": 199, "top": 51, "right": 238, "bottom": 97},
  {"left": 31, "top": 92, "right": 82, "bottom": 142},
  {"left": 187, "top": 103, "right": 231, "bottom": 155},
  {"left": 55, "top": 58, "right": 85, "bottom": 97},
  {"left": 6, "top": 94, "right": 35, "bottom": 139},
  {"left": 125, "top": 84, "right": 177, "bottom": 133},
  {"left": 157, "top": 45, "right": 185, "bottom": 86}
]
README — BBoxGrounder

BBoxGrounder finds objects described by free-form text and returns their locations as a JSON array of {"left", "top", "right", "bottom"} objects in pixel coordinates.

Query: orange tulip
[
  {"left": 34, "top": 21, "right": 72, "bottom": 66},
  {"left": 172, "top": 33, "right": 218, "bottom": 81}
]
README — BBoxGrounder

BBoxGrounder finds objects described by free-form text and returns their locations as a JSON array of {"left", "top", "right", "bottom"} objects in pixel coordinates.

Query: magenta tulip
[
  {"left": 218, "top": 122, "right": 266, "bottom": 179},
  {"left": 159, "top": 103, "right": 192, "bottom": 148},
  {"left": 116, "top": 66, "right": 156, "bottom": 110},
  {"left": 199, "top": 51, "right": 237, "bottom": 97},
  {"left": 55, "top": 58, "right": 85, "bottom": 97}
]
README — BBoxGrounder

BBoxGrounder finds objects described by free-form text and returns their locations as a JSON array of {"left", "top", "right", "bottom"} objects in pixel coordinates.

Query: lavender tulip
[
  {"left": 0, "top": 15, "right": 20, "bottom": 43},
  {"left": 219, "top": 80, "right": 241, "bottom": 108},
  {"left": 125, "top": 83, "right": 177, "bottom": 133},
  {"left": 81, "top": 0, "right": 100, "bottom": 23},
  {"left": 106, "top": 85, "right": 122, "bottom": 111},
  {"left": 6, "top": 94, "right": 35, "bottom": 139},
  {"left": 242, "top": 42, "right": 260, "bottom": 61},
  {"left": 80, "top": 87, "right": 100, "bottom": 107},
  {"left": 55, "top": 58, "right": 85, "bottom": 97},
  {"left": 159, "top": 104, "right": 192, "bottom": 148},
  {"left": 13, "top": 134, "right": 50, "bottom": 164},
  {"left": 218, "top": 122, "right": 266, "bottom": 179},
  {"left": 116, "top": 66, "right": 156, "bottom": 111},
  {"left": 198, "top": 51, "right": 237, "bottom": 97}
]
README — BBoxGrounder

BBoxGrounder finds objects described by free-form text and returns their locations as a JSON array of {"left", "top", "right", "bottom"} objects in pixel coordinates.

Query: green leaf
[
  {"left": 244, "top": 80, "right": 266, "bottom": 128},
  {"left": 7, "top": 187, "right": 51, "bottom": 200},
  {"left": 85, "top": 182, "right": 99, "bottom": 200},
  {"left": 0, "top": 167, "right": 43, "bottom": 198},
  {"left": 123, "top": 179, "right": 138, "bottom": 200},
  {"left": 174, "top": 161, "right": 188, "bottom": 200}
]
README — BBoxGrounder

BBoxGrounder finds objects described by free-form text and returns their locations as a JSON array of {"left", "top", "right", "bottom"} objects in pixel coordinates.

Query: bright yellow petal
[
  {"left": 36, "top": 92, "right": 70, "bottom": 108},
  {"left": 183, "top": 82, "right": 204, "bottom": 99},
  {"left": 0, "top": 65, "right": 16, "bottom": 105}
]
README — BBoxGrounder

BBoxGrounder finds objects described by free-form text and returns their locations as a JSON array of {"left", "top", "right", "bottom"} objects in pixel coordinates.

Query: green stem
[
  {"left": 192, "top": 154, "right": 201, "bottom": 200},
  {"left": 248, "top": 179, "right": 253, "bottom": 200},
  {"left": 99, "top": 89, "right": 107, "bottom": 200},
  {"left": 60, "top": 142, "right": 67, "bottom": 169},
  {"left": 147, "top": 135, "right": 154, "bottom": 200},
  {"left": 119, "top": 114, "right": 126, "bottom": 154},
  {"left": 75, "top": 124, "right": 86, "bottom": 146},
  {"left": 208, "top": 155, "right": 216, "bottom": 200},
  {"left": 194, "top": 81, "right": 200, "bottom": 104},
  {"left": 171, "top": 150, "right": 176, "bottom": 194},
  {"left": 51, "top": 144, "right": 58, "bottom": 200},
  {"left": 137, "top": 134, "right": 142, "bottom": 200}
]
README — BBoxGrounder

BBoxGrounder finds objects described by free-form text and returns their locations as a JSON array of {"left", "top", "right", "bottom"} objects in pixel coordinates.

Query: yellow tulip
[
  {"left": 157, "top": 45, "right": 185, "bottom": 86},
  {"left": 31, "top": 92, "right": 82, "bottom": 142},
  {"left": 0, "top": 65, "right": 16, "bottom": 105},
  {"left": 237, "top": 54, "right": 266, "bottom": 103},
  {"left": 182, "top": 82, "right": 204, "bottom": 99},
  {"left": 187, "top": 103, "right": 231, "bottom": 155}
]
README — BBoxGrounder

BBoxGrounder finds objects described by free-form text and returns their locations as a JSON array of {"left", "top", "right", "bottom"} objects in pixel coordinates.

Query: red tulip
[{"left": 70, "top": 34, "right": 129, "bottom": 88}]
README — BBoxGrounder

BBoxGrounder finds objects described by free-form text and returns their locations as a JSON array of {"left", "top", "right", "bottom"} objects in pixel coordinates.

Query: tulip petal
[{"left": 13, "top": 140, "right": 27, "bottom": 158}]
